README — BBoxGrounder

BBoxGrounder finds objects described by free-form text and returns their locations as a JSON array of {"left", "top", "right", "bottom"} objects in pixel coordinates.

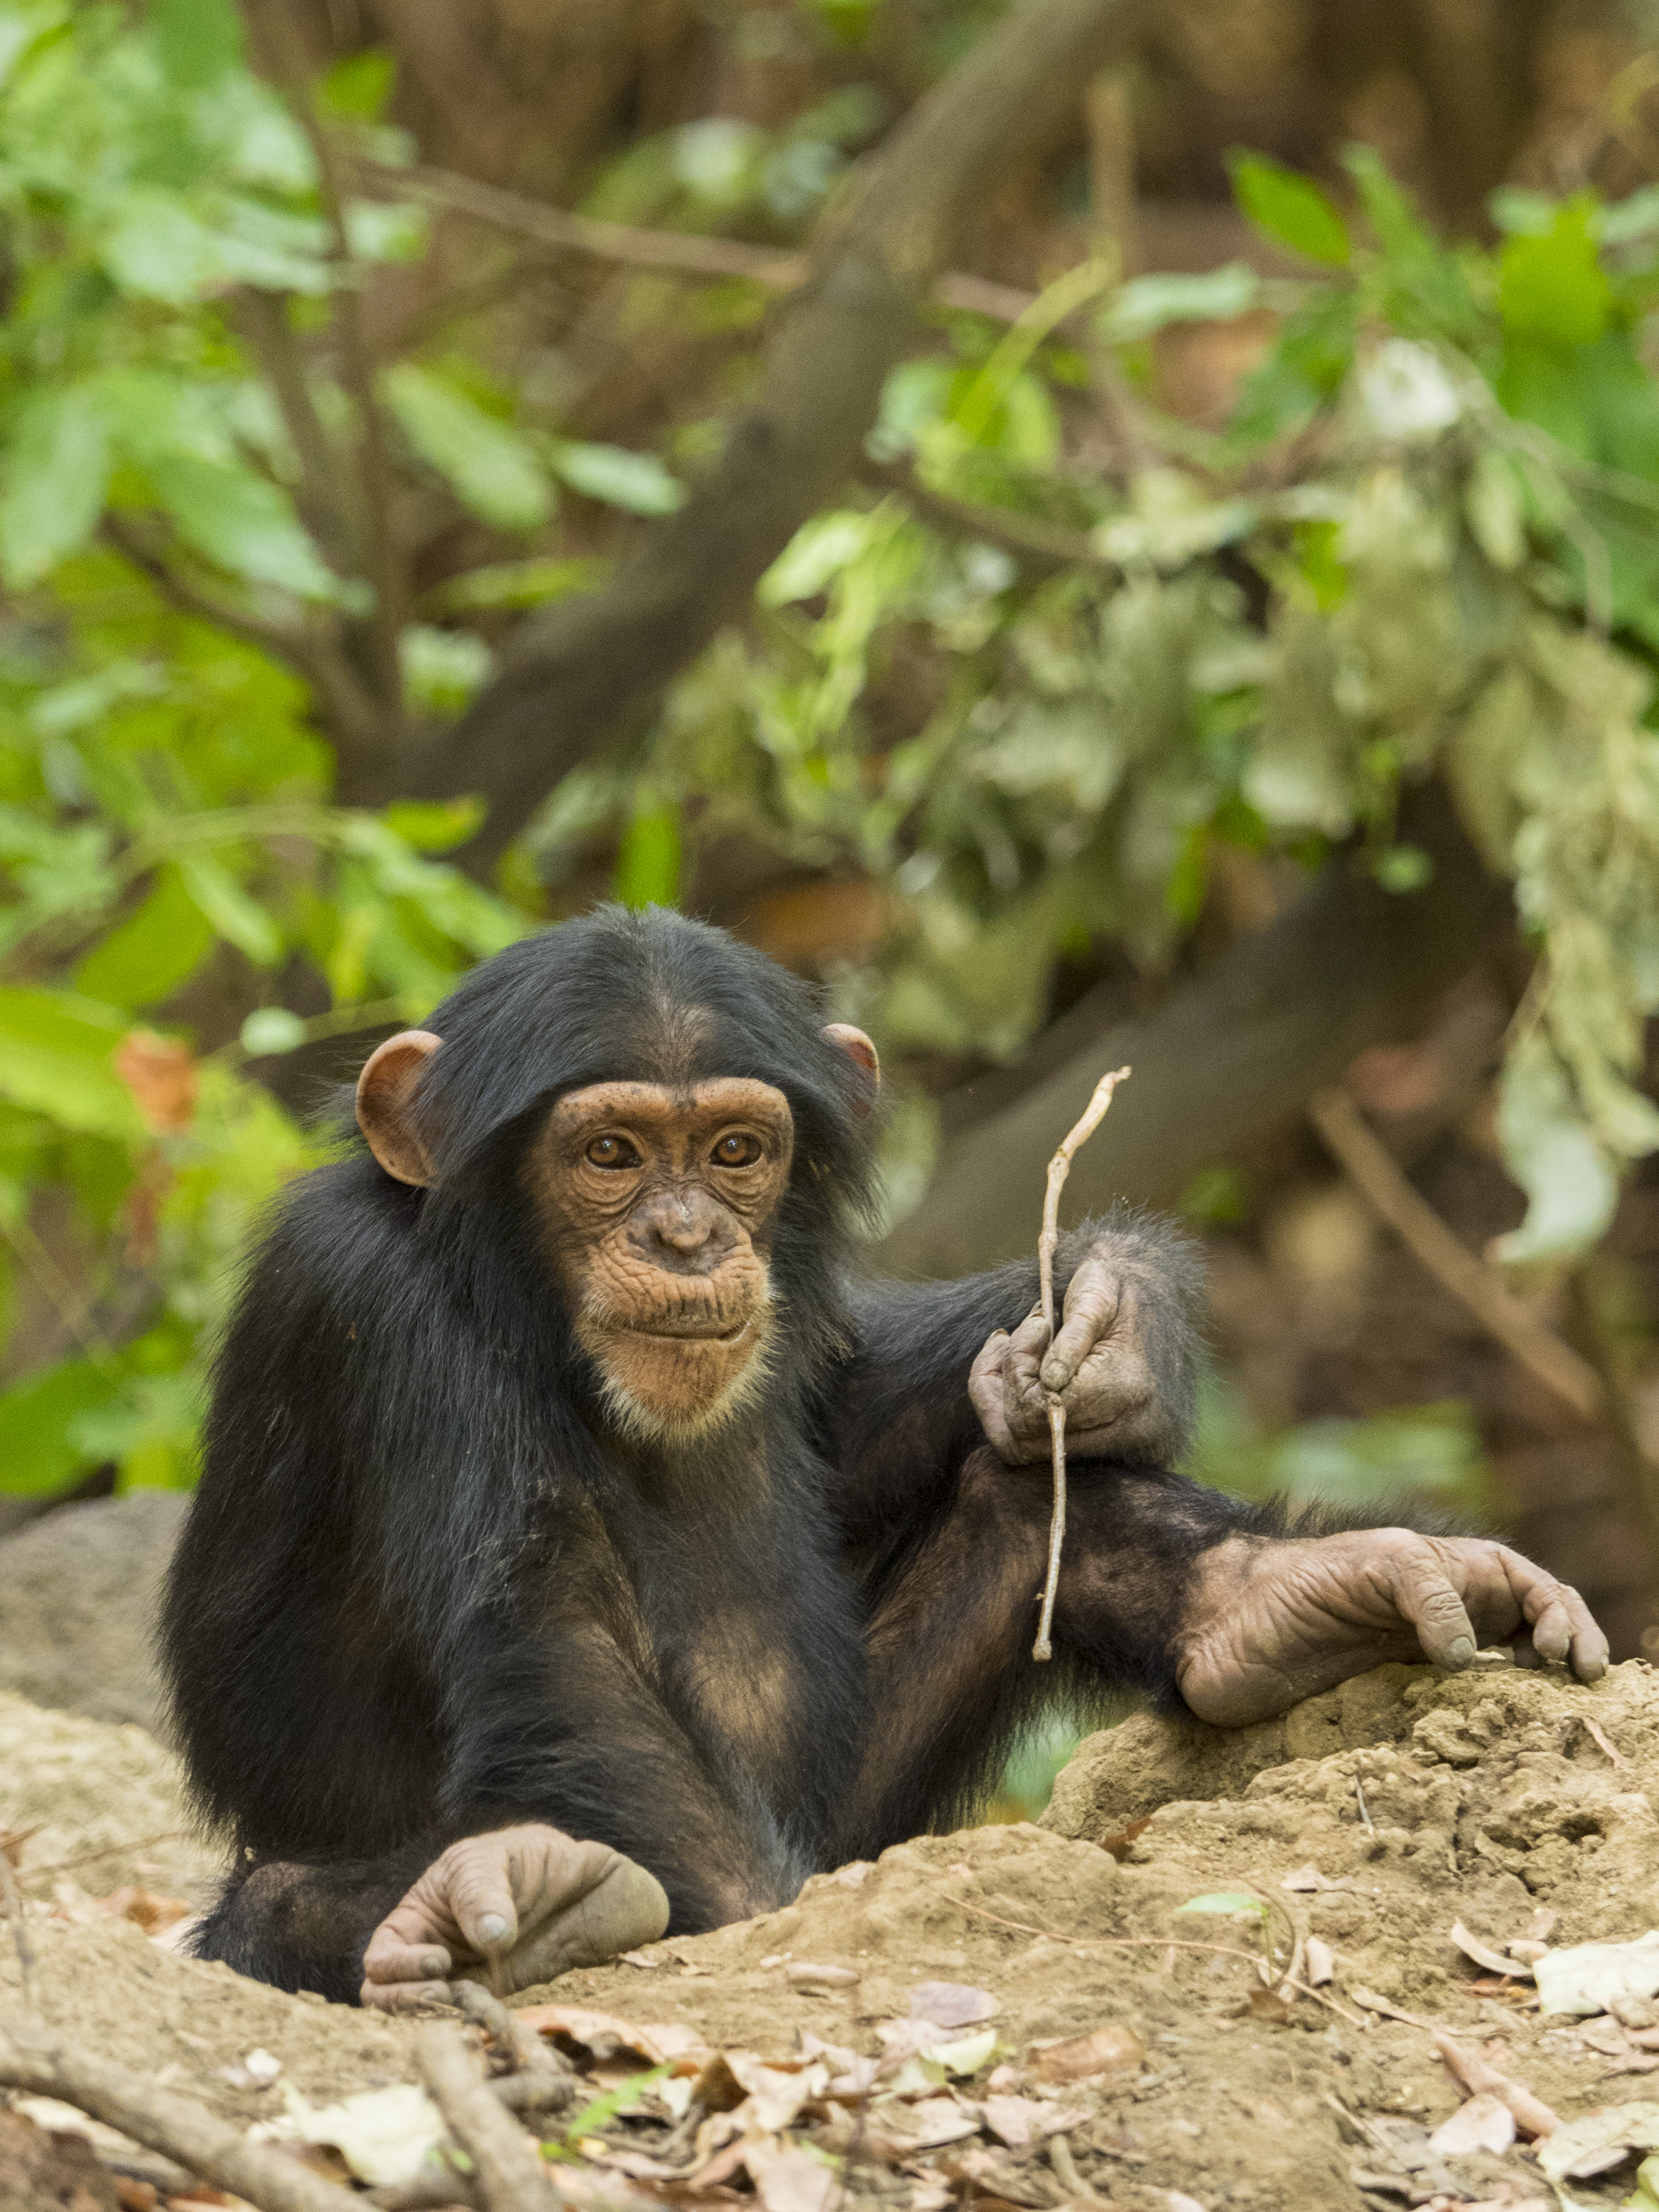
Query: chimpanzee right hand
[{"left": 360, "top": 1823, "right": 670, "bottom": 2013}]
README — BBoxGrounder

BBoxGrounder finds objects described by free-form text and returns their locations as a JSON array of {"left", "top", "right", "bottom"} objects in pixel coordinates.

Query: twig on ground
[
  {"left": 414, "top": 2022, "right": 561, "bottom": 2212},
  {"left": 1432, "top": 2029, "right": 1559, "bottom": 2139},
  {"left": 0, "top": 2010, "right": 361, "bottom": 2212},
  {"left": 1033, "top": 1066, "right": 1131, "bottom": 1661},
  {"left": 15, "top": 1830, "right": 186, "bottom": 1884},
  {"left": 1307, "top": 1085, "right": 1605, "bottom": 1423},
  {"left": 453, "top": 1983, "right": 577, "bottom": 2109}
]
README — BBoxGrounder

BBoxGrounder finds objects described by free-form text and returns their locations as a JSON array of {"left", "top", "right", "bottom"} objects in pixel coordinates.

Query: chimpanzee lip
[{"left": 623, "top": 1316, "right": 753, "bottom": 1344}]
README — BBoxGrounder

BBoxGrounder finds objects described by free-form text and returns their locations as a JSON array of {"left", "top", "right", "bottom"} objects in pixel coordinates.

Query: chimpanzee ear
[
  {"left": 823, "top": 1023, "right": 880, "bottom": 1114},
  {"left": 356, "top": 1031, "right": 442, "bottom": 1187}
]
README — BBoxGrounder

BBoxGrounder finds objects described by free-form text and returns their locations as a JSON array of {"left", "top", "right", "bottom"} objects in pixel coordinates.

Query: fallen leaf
[
  {"left": 977, "top": 2096, "right": 1087, "bottom": 2149},
  {"left": 1450, "top": 1920, "right": 1534, "bottom": 1981},
  {"left": 1432, "top": 2031, "right": 1557, "bottom": 2140},
  {"left": 745, "top": 2140, "right": 839, "bottom": 2212},
  {"left": 1280, "top": 1865, "right": 1338, "bottom": 1892},
  {"left": 1535, "top": 2101, "right": 1659, "bottom": 2182},
  {"left": 516, "top": 2006, "right": 700, "bottom": 2063},
  {"left": 883, "top": 2096, "right": 981, "bottom": 2150},
  {"left": 1032, "top": 2025, "right": 1144, "bottom": 2083},
  {"left": 257, "top": 2083, "right": 445, "bottom": 2189},
  {"left": 909, "top": 1982, "right": 998, "bottom": 2029},
  {"left": 1098, "top": 1815, "right": 1151, "bottom": 1862},
  {"left": 1240, "top": 1988, "right": 1292, "bottom": 2024},
  {"left": 1427, "top": 2094, "right": 1516, "bottom": 2157},
  {"left": 94, "top": 1884, "right": 193, "bottom": 1936},
  {"left": 619, "top": 1951, "right": 661, "bottom": 1969},
  {"left": 1535, "top": 1932, "right": 1659, "bottom": 2018}
]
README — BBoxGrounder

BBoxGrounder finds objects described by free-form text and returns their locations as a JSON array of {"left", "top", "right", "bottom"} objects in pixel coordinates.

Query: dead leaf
[
  {"left": 94, "top": 1885, "right": 193, "bottom": 1936},
  {"left": 516, "top": 2006, "right": 700, "bottom": 2064},
  {"left": 1097, "top": 1815, "right": 1151, "bottom": 1863},
  {"left": 1427, "top": 2094, "right": 1516, "bottom": 2157},
  {"left": 619, "top": 1950, "right": 661, "bottom": 1969},
  {"left": 977, "top": 2097, "right": 1086, "bottom": 2150},
  {"left": 1240, "top": 1989, "right": 1292, "bottom": 2025},
  {"left": 882, "top": 2096, "right": 981, "bottom": 2150},
  {"left": 1280, "top": 1865, "right": 1338, "bottom": 1892},
  {"left": 1450, "top": 1920, "right": 1534, "bottom": 1980},
  {"left": 116, "top": 1031, "right": 197, "bottom": 1133},
  {"left": 1536, "top": 2101, "right": 1659, "bottom": 2182},
  {"left": 1432, "top": 2031, "right": 1557, "bottom": 2140},
  {"left": 1031, "top": 2025, "right": 1144, "bottom": 2082},
  {"left": 909, "top": 1982, "right": 998, "bottom": 2029},
  {"left": 745, "top": 2139, "right": 838, "bottom": 2212}
]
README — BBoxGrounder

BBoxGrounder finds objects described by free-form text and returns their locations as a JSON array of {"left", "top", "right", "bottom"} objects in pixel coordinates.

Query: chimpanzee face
[
  {"left": 524, "top": 1077, "right": 794, "bottom": 1438},
  {"left": 354, "top": 1021, "right": 877, "bottom": 1443}
]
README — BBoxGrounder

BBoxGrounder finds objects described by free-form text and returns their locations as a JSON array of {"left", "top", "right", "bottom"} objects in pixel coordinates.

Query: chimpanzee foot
[
  {"left": 360, "top": 1823, "right": 669, "bottom": 2013},
  {"left": 1174, "top": 1529, "right": 1609, "bottom": 1729}
]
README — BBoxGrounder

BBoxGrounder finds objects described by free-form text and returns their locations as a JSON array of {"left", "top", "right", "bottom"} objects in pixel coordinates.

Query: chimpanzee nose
[{"left": 632, "top": 1187, "right": 733, "bottom": 1273}]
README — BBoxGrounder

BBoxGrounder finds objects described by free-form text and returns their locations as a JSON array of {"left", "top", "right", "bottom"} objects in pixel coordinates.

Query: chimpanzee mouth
[{"left": 626, "top": 1316, "right": 754, "bottom": 1345}]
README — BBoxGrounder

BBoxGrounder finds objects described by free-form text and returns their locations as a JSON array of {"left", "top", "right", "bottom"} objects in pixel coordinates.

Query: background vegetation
[{"left": 7, "top": 0, "right": 1659, "bottom": 1693}]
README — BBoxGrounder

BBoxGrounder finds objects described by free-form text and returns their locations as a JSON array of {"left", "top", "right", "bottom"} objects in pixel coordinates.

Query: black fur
[{"left": 162, "top": 906, "right": 1251, "bottom": 2003}]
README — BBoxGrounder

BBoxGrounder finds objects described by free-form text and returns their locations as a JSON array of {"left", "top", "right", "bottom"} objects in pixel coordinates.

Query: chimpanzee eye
[
  {"left": 711, "top": 1131, "right": 763, "bottom": 1168},
  {"left": 586, "top": 1134, "right": 642, "bottom": 1170}
]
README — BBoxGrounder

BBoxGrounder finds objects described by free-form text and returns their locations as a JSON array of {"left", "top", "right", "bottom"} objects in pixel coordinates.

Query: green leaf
[
  {"left": 551, "top": 441, "right": 685, "bottom": 516},
  {"left": 177, "top": 854, "right": 283, "bottom": 966},
  {"left": 1493, "top": 1037, "right": 1619, "bottom": 1266},
  {"left": 152, "top": 0, "right": 242, "bottom": 86},
  {"left": 1099, "top": 263, "right": 1260, "bottom": 343},
  {"left": 1228, "top": 152, "right": 1351, "bottom": 267},
  {"left": 74, "top": 866, "right": 215, "bottom": 1008},
  {"left": 1499, "top": 200, "right": 1610, "bottom": 347},
  {"left": 0, "top": 1358, "right": 125, "bottom": 1496},
  {"left": 145, "top": 456, "right": 337, "bottom": 598},
  {"left": 382, "top": 365, "right": 553, "bottom": 532},
  {"left": 101, "top": 189, "right": 223, "bottom": 303},
  {"left": 422, "top": 557, "right": 604, "bottom": 613},
  {"left": 240, "top": 1006, "right": 306, "bottom": 1056},
  {"left": 1174, "top": 1891, "right": 1269, "bottom": 1920},
  {"left": 0, "top": 989, "right": 142, "bottom": 1138},
  {"left": 383, "top": 796, "right": 487, "bottom": 853},
  {"left": 0, "top": 383, "right": 112, "bottom": 587},
  {"left": 613, "top": 803, "right": 682, "bottom": 909},
  {"left": 319, "top": 48, "right": 395, "bottom": 121}
]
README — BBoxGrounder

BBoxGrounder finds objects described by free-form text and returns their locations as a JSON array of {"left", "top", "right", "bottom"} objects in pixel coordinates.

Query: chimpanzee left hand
[
  {"left": 1174, "top": 1529, "right": 1610, "bottom": 1728},
  {"left": 970, "top": 1241, "right": 1165, "bottom": 1464},
  {"left": 360, "top": 1823, "right": 669, "bottom": 2013}
]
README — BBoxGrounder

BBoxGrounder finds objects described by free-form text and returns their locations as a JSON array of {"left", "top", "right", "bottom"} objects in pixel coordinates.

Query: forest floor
[{"left": 7, "top": 1662, "right": 1659, "bottom": 2212}]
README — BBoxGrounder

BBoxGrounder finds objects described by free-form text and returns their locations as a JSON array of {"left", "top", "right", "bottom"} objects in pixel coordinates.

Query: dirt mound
[
  {"left": 0, "top": 1692, "right": 217, "bottom": 1905},
  {"left": 0, "top": 1494, "right": 187, "bottom": 1733},
  {"left": 9, "top": 1662, "right": 1659, "bottom": 2211}
]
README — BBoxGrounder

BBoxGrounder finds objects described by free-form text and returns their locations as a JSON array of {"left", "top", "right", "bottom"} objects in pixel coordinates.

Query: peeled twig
[
  {"left": 0, "top": 2010, "right": 360, "bottom": 2212},
  {"left": 414, "top": 2022, "right": 561, "bottom": 2212},
  {"left": 1033, "top": 1066, "right": 1131, "bottom": 1661},
  {"left": 1432, "top": 2029, "right": 1558, "bottom": 2140},
  {"left": 453, "top": 1983, "right": 577, "bottom": 2110}
]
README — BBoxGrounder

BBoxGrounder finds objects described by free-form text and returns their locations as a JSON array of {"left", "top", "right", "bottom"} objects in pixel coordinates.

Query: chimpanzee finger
[
  {"left": 1497, "top": 1548, "right": 1609, "bottom": 1681},
  {"left": 1043, "top": 1266, "right": 1119, "bottom": 1395},
  {"left": 359, "top": 1974, "right": 457, "bottom": 2014},
  {"left": 968, "top": 1332, "right": 1024, "bottom": 1462},
  {"left": 440, "top": 1838, "right": 524, "bottom": 1960},
  {"left": 361, "top": 1906, "right": 453, "bottom": 1991},
  {"left": 1382, "top": 1542, "right": 1484, "bottom": 1671}
]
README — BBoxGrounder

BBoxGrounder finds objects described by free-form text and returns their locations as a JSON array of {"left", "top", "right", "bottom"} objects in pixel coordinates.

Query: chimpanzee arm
[{"left": 822, "top": 1203, "right": 1205, "bottom": 1543}]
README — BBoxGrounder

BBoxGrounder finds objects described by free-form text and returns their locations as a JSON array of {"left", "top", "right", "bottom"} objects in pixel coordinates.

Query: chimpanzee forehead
[{"left": 548, "top": 1077, "right": 794, "bottom": 1139}]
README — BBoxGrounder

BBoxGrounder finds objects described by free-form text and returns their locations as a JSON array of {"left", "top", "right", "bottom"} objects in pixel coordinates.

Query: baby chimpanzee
[{"left": 162, "top": 907, "right": 1606, "bottom": 2007}]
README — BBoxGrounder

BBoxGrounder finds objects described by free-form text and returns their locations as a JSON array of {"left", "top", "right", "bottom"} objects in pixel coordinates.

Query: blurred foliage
[{"left": 3, "top": 0, "right": 1659, "bottom": 1505}]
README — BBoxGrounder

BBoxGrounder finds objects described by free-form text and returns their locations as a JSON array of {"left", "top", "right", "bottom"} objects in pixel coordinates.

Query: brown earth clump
[{"left": 8, "top": 1661, "right": 1659, "bottom": 2211}]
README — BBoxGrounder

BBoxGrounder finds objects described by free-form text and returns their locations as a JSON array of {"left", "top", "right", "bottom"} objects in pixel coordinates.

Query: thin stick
[
  {"left": 1033, "top": 1067, "right": 1131, "bottom": 1661},
  {"left": 1307, "top": 1086, "right": 1604, "bottom": 1422},
  {"left": 0, "top": 2011, "right": 361, "bottom": 2212},
  {"left": 414, "top": 2022, "right": 561, "bottom": 2212}
]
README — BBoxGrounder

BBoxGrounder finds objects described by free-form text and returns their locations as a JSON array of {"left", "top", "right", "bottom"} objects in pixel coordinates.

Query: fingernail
[
  {"left": 421, "top": 1955, "right": 447, "bottom": 1977},
  {"left": 478, "top": 1914, "right": 509, "bottom": 1944},
  {"left": 1447, "top": 1636, "right": 1475, "bottom": 1667}
]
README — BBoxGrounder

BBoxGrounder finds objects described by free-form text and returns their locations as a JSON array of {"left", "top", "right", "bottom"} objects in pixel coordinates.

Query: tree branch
[
  {"left": 405, "top": 0, "right": 1148, "bottom": 870},
  {"left": 1305, "top": 1084, "right": 1604, "bottom": 1423},
  {"left": 872, "top": 793, "right": 1517, "bottom": 1279},
  {"left": 362, "top": 158, "right": 1038, "bottom": 324}
]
